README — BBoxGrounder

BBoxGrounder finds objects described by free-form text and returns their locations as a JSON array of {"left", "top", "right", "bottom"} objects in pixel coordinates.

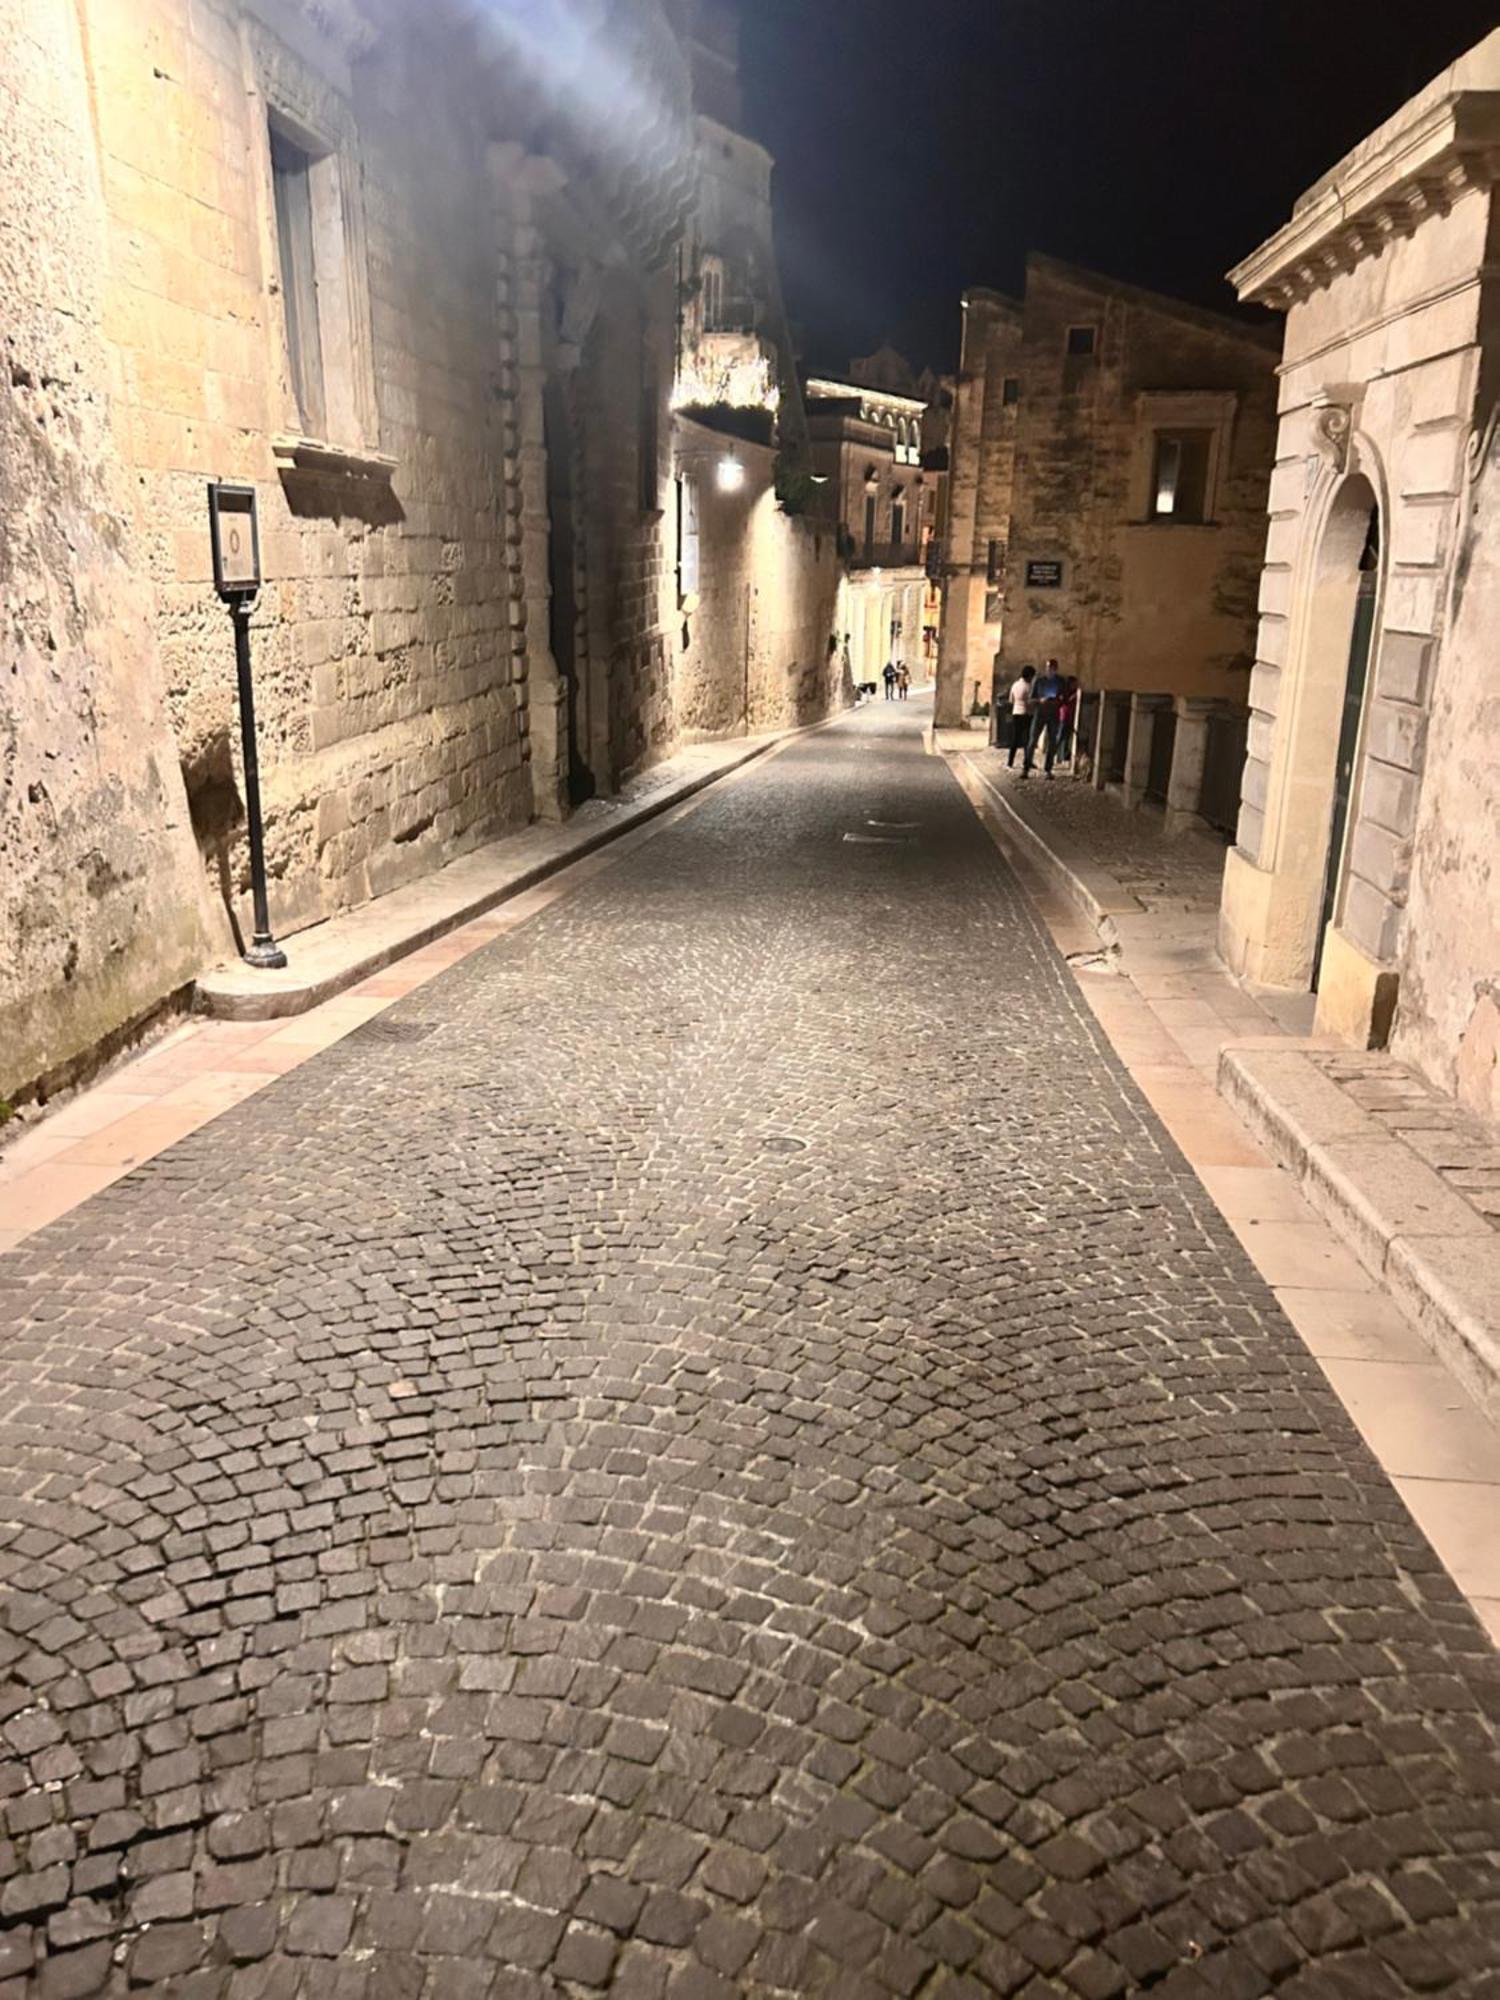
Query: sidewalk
[{"left": 942, "top": 733, "right": 1500, "bottom": 1640}]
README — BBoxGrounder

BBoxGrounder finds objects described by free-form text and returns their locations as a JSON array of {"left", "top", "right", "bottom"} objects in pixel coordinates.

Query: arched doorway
[
  {"left": 1313, "top": 502, "right": 1380, "bottom": 986},
  {"left": 1272, "top": 471, "right": 1382, "bottom": 990}
]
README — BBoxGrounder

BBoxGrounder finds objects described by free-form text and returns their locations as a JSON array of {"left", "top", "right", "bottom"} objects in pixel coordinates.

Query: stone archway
[{"left": 1231, "top": 468, "right": 1384, "bottom": 994}]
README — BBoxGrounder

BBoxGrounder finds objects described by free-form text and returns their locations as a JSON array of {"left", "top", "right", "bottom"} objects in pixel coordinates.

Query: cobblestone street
[{"left": 2, "top": 700, "right": 1498, "bottom": 1998}]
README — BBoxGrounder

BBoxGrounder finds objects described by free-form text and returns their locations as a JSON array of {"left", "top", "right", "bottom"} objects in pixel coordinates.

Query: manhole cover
[
  {"left": 761, "top": 1134, "right": 809, "bottom": 1153},
  {"left": 350, "top": 1018, "right": 437, "bottom": 1044}
]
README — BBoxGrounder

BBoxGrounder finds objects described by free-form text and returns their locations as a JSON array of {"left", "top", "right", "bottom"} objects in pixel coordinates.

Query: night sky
[{"left": 737, "top": 0, "right": 1500, "bottom": 376}]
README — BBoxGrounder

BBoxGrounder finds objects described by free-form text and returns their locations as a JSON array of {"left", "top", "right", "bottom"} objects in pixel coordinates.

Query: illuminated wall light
[{"left": 717, "top": 453, "right": 746, "bottom": 493}]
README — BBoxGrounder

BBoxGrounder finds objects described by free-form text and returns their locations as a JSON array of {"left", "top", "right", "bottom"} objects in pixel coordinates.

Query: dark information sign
[
  {"left": 1025, "top": 559, "right": 1064, "bottom": 589},
  {"left": 208, "top": 482, "right": 261, "bottom": 598}
]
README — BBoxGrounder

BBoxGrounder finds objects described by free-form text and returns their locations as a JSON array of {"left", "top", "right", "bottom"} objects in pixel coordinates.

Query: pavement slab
[{"left": 1, "top": 701, "right": 1497, "bottom": 1996}]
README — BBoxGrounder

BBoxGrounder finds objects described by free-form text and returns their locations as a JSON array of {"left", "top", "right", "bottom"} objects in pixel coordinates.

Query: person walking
[
  {"left": 1007, "top": 665, "right": 1036, "bottom": 774},
  {"left": 883, "top": 660, "right": 898, "bottom": 701},
  {"left": 897, "top": 663, "right": 911, "bottom": 700},
  {"left": 1030, "top": 657, "right": 1065, "bottom": 777},
  {"left": 1056, "top": 676, "right": 1080, "bottom": 765}
]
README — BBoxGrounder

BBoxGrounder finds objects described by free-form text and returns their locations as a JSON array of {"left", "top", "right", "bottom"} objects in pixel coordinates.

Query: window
[
  {"left": 891, "top": 494, "right": 905, "bottom": 549},
  {"left": 1151, "top": 429, "right": 1213, "bottom": 523},
  {"left": 701, "top": 257, "right": 724, "bottom": 333},
  {"left": 986, "top": 538, "right": 1005, "bottom": 585},
  {"left": 863, "top": 492, "right": 877, "bottom": 555},
  {"left": 1001, "top": 376, "right": 1020, "bottom": 406},
  {"left": 1065, "top": 325, "right": 1097, "bottom": 357},
  {"left": 250, "top": 27, "right": 378, "bottom": 467},
  {"left": 270, "top": 122, "right": 326, "bottom": 438}
]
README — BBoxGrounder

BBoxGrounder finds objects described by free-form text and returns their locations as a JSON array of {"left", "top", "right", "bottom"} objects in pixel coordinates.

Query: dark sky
[{"left": 737, "top": 0, "right": 1499, "bottom": 375}]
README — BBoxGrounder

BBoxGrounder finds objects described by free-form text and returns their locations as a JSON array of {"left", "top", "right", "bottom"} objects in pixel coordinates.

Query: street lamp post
[{"left": 208, "top": 481, "right": 286, "bottom": 970}]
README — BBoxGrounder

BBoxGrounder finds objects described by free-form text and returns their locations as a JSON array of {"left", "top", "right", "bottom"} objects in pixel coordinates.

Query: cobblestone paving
[{"left": 2, "top": 703, "right": 1498, "bottom": 1999}]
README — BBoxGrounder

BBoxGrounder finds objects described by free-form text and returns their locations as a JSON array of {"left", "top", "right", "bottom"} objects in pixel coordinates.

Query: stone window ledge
[{"left": 273, "top": 433, "right": 396, "bottom": 479}]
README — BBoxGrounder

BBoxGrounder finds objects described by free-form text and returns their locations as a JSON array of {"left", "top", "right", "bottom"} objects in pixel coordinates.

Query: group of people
[
  {"left": 883, "top": 661, "right": 913, "bottom": 700},
  {"left": 1004, "top": 659, "right": 1079, "bottom": 778}
]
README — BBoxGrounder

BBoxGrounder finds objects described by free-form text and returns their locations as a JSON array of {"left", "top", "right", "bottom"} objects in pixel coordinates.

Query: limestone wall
[
  {"left": 1, "top": 0, "right": 843, "bottom": 1103},
  {"left": 0, "top": 0, "right": 217, "bottom": 1104},
  {"left": 1391, "top": 434, "right": 1500, "bottom": 1117},
  {"left": 672, "top": 427, "right": 843, "bottom": 738},
  {"left": 935, "top": 292, "right": 1022, "bottom": 727},
  {"left": 80, "top": 0, "right": 534, "bottom": 940},
  {"left": 999, "top": 258, "right": 1278, "bottom": 700}
]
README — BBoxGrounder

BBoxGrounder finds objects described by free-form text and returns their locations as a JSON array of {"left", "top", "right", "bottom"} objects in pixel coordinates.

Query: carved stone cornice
[{"left": 1230, "top": 86, "right": 1500, "bottom": 310}]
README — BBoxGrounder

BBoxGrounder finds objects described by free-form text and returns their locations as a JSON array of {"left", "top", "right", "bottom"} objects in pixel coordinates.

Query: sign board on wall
[
  {"left": 1025, "top": 559, "right": 1064, "bottom": 589},
  {"left": 208, "top": 482, "right": 261, "bottom": 598}
]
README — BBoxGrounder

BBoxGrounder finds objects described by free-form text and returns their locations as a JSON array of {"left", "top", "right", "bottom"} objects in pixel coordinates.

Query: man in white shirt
[{"left": 1006, "top": 665, "right": 1036, "bottom": 775}]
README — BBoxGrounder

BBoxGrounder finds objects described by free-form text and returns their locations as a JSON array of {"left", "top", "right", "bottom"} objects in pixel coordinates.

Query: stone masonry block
[
  {"left": 1375, "top": 630, "right": 1433, "bottom": 707},
  {"left": 1388, "top": 497, "right": 1447, "bottom": 570},
  {"left": 1248, "top": 660, "right": 1281, "bottom": 718},
  {"left": 1257, "top": 566, "right": 1292, "bottom": 618},
  {"left": 1398, "top": 424, "right": 1464, "bottom": 499},
  {"left": 1381, "top": 569, "right": 1441, "bottom": 635},
  {"left": 1342, "top": 874, "right": 1403, "bottom": 964},
  {"left": 1361, "top": 699, "right": 1426, "bottom": 775},
  {"left": 1347, "top": 817, "right": 1412, "bottom": 901},
  {"left": 1358, "top": 759, "right": 1421, "bottom": 838},
  {"left": 1237, "top": 799, "right": 1266, "bottom": 864}
]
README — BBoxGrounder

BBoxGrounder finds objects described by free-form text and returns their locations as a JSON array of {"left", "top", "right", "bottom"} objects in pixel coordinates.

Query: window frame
[
  {"left": 1132, "top": 391, "right": 1237, "bottom": 528},
  {"left": 244, "top": 21, "right": 380, "bottom": 467},
  {"left": 269, "top": 119, "right": 327, "bottom": 440}
]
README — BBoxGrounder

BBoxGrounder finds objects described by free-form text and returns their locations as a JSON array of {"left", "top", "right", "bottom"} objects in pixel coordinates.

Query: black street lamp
[{"left": 207, "top": 482, "right": 286, "bottom": 969}]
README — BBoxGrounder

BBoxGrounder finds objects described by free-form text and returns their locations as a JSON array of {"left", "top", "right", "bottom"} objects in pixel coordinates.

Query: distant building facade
[
  {"left": 1222, "top": 31, "right": 1500, "bottom": 1117},
  {"left": 965, "top": 255, "right": 1279, "bottom": 834},
  {"left": 805, "top": 375, "right": 941, "bottom": 690},
  {"left": 934, "top": 289, "right": 1024, "bottom": 725},
  {"left": 0, "top": 0, "right": 842, "bottom": 1108}
]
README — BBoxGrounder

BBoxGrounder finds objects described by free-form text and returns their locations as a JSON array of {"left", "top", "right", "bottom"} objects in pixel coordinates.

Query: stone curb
[
  {"left": 1219, "top": 1044, "right": 1500, "bottom": 1419},
  {"left": 944, "top": 748, "right": 1137, "bottom": 949},
  {"left": 196, "top": 714, "right": 844, "bottom": 1023}
]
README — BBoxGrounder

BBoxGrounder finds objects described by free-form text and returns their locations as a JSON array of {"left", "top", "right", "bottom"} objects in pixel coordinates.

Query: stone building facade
[
  {"left": 934, "top": 289, "right": 1023, "bottom": 726},
  {"left": 1, "top": 0, "right": 842, "bottom": 1108},
  {"left": 805, "top": 375, "right": 939, "bottom": 691},
  {"left": 982, "top": 256, "right": 1279, "bottom": 831},
  {"left": 1222, "top": 31, "right": 1500, "bottom": 1118}
]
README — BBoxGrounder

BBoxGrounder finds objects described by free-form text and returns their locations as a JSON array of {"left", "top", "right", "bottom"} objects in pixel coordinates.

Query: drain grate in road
[
  {"left": 760, "top": 1134, "right": 809, "bottom": 1153},
  {"left": 349, "top": 1017, "right": 438, "bottom": 1045},
  {"left": 843, "top": 831, "right": 914, "bottom": 844}
]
